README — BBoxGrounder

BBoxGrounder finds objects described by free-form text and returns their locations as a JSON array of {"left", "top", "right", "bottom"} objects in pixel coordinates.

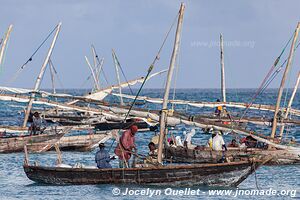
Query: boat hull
[
  {"left": 0, "top": 130, "right": 66, "bottom": 153},
  {"left": 165, "top": 146, "right": 300, "bottom": 165},
  {"left": 50, "top": 133, "right": 111, "bottom": 151},
  {"left": 24, "top": 160, "right": 260, "bottom": 186}
]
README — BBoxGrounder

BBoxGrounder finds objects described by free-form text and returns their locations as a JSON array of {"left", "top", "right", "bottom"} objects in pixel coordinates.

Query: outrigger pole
[
  {"left": 23, "top": 23, "right": 62, "bottom": 127},
  {"left": 157, "top": 3, "right": 185, "bottom": 164},
  {"left": 279, "top": 71, "right": 300, "bottom": 139},
  {"left": 220, "top": 33, "right": 226, "bottom": 102},
  {"left": 270, "top": 22, "right": 300, "bottom": 138}
]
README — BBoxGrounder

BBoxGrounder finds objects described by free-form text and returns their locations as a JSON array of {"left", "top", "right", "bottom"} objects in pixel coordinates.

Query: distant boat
[
  {"left": 165, "top": 146, "right": 300, "bottom": 166},
  {"left": 0, "top": 128, "right": 68, "bottom": 153}
]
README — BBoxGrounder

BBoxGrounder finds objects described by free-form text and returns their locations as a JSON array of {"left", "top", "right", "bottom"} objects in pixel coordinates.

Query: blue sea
[{"left": 0, "top": 89, "right": 299, "bottom": 200}]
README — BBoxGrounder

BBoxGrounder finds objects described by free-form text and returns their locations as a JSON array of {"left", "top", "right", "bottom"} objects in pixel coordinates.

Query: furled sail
[{"left": 111, "top": 93, "right": 300, "bottom": 116}]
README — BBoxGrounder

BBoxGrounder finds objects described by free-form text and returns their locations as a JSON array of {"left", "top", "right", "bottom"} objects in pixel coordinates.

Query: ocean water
[{"left": 0, "top": 89, "right": 299, "bottom": 200}]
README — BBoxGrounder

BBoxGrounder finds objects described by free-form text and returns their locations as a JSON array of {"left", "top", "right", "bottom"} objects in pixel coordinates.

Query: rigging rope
[
  {"left": 49, "top": 59, "right": 65, "bottom": 91},
  {"left": 238, "top": 32, "right": 294, "bottom": 121},
  {"left": 123, "top": 11, "right": 180, "bottom": 121},
  {"left": 1, "top": 24, "right": 59, "bottom": 91}
]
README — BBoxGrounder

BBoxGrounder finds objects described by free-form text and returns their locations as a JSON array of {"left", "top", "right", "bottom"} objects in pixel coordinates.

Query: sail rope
[
  {"left": 106, "top": 12, "right": 180, "bottom": 163},
  {"left": 48, "top": 59, "right": 65, "bottom": 92},
  {"left": 238, "top": 32, "right": 295, "bottom": 121},
  {"left": 0, "top": 24, "right": 59, "bottom": 94},
  {"left": 123, "top": 11, "right": 180, "bottom": 121}
]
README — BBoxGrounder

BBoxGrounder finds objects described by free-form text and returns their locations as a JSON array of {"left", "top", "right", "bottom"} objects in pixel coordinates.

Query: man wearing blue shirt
[{"left": 95, "top": 143, "right": 115, "bottom": 169}]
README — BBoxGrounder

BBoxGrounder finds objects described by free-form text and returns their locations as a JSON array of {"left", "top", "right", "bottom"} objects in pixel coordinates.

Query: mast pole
[
  {"left": 157, "top": 3, "right": 185, "bottom": 164},
  {"left": 112, "top": 49, "right": 124, "bottom": 106},
  {"left": 23, "top": 23, "right": 62, "bottom": 127},
  {"left": 220, "top": 33, "right": 226, "bottom": 102},
  {"left": 279, "top": 71, "right": 300, "bottom": 139},
  {"left": 85, "top": 56, "right": 100, "bottom": 91},
  {"left": 270, "top": 22, "right": 300, "bottom": 138},
  {"left": 91, "top": 45, "right": 101, "bottom": 88},
  {"left": 0, "top": 25, "right": 13, "bottom": 68}
]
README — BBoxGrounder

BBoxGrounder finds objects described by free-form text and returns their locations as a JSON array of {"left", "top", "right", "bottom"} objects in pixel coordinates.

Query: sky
[{"left": 0, "top": 0, "right": 299, "bottom": 89}]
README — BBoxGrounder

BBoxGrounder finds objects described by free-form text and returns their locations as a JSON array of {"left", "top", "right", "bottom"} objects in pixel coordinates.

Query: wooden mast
[
  {"left": 85, "top": 56, "right": 100, "bottom": 91},
  {"left": 157, "top": 3, "right": 185, "bottom": 164},
  {"left": 112, "top": 49, "right": 124, "bottom": 106},
  {"left": 91, "top": 45, "right": 101, "bottom": 88},
  {"left": 23, "top": 23, "right": 62, "bottom": 127},
  {"left": 279, "top": 71, "right": 300, "bottom": 139},
  {"left": 270, "top": 22, "right": 300, "bottom": 138},
  {"left": 0, "top": 25, "right": 13, "bottom": 68},
  {"left": 220, "top": 33, "right": 226, "bottom": 102}
]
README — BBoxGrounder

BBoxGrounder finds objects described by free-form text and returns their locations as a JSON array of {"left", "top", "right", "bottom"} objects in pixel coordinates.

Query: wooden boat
[
  {"left": 23, "top": 3, "right": 267, "bottom": 187},
  {"left": 0, "top": 128, "right": 68, "bottom": 153},
  {"left": 165, "top": 146, "right": 300, "bottom": 166},
  {"left": 23, "top": 159, "right": 264, "bottom": 186},
  {"left": 51, "top": 133, "right": 111, "bottom": 151}
]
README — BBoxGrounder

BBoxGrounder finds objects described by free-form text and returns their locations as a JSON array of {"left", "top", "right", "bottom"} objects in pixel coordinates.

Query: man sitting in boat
[
  {"left": 95, "top": 143, "right": 115, "bottom": 169},
  {"left": 227, "top": 139, "right": 239, "bottom": 148},
  {"left": 184, "top": 129, "right": 196, "bottom": 149},
  {"left": 114, "top": 125, "right": 138, "bottom": 168},
  {"left": 143, "top": 142, "right": 164, "bottom": 165},
  {"left": 145, "top": 142, "right": 158, "bottom": 163},
  {"left": 214, "top": 99, "right": 222, "bottom": 116},
  {"left": 240, "top": 136, "right": 257, "bottom": 148}
]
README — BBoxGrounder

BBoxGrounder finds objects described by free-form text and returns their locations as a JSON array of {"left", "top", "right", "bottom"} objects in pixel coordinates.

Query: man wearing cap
[
  {"left": 95, "top": 143, "right": 115, "bottom": 169},
  {"left": 114, "top": 125, "right": 138, "bottom": 168}
]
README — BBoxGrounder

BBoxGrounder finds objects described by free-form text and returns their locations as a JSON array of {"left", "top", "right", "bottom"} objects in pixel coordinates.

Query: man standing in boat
[
  {"left": 30, "top": 112, "right": 44, "bottom": 135},
  {"left": 114, "top": 125, "right": 138, "bottom": 168},
  {"left": 95, "top": 143, "right": 115, "bottom": 168}
]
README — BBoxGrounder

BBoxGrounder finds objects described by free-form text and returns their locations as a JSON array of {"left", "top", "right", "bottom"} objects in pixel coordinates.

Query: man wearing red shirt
[{"left": 114, "top": 125, "right": 138, "bottom": 168}]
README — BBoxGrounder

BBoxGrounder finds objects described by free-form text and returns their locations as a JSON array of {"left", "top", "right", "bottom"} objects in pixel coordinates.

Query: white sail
[{"left": 67, "top": 69, "right": 167, "bottom": 104}]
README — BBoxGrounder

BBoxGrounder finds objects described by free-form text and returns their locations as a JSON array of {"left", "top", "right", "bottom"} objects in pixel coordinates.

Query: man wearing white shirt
[{"left": 212, "top": 131, "right": 226, "bottom": 151}]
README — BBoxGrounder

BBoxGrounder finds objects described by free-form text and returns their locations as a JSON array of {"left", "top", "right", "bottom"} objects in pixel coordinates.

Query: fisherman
[
  {"left": 175, "top": 136, "right": 184, "bottom": 147},
  {"left": 240, "top": 136, "right": 257, "bottom": 148},
  {"left": 114, "top": 125, "right": 138, "bottom": 168},
  {"left": 184, "top": 129, "right": 196, "bottom": 149},
  {"left": 167, "top": 138, "right": 176, "bottom": 147},
  {"left": 289, "top": 137, "right": 296, "bottom": 145},
  {"left": 215, "top": 99, "right": 223, "bottom": 116},
  {"left": 95, "top": 143, "right": 115, "bottom": 169},
  {"left": 206, "top": 131, "right": 217, "bottom": 149},
  {"left": 227, "top": 139, "right": 239, "bottom": 148},
  {"left": 30, "top": 112, "right": 44, "bottom": 135},
  {"left": 212, "top": 131, "right": 227, "bottom": 151},
  {"left": 148, "top": 142, "right": 157, "bottom": 157}
]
